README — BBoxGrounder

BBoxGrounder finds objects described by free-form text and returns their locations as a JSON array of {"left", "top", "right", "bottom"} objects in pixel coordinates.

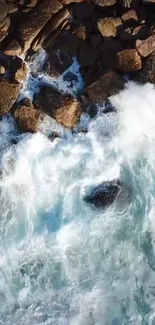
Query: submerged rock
[{"left": 84, "top": 179, "right": 130, "bottom": 208}]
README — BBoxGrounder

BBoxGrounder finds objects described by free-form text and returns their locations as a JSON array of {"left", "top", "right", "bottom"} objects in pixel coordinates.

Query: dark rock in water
[
  {"left": 43, "top": 50, "right": 73, "bottom": 78},
  {"left": 84, "top": 179, "right": 129, "bottom": 208},
  {"left": 135, "top": 50, "right": 155, "bottom": 83}
]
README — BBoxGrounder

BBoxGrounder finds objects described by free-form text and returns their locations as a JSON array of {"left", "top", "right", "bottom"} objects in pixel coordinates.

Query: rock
[
  {"left": 0, "top": 17, "right": 10, "bottom": 41},
  {"left": 93, "top": 0, "right": 117, "bottom": 6},
  {"left": 84, "top": 179, "right": 129, "bottom": 208},
  {"left": 85, "top": 70, "right": 125, "bottom": 103},
  {"left": 50, "top": 31, "right": 80, "bottom": 57},
  {"left": 60, "top": 0, "right": 83, "bottom": 3},
  {"left": 4, "top": 39, "right": 22, "bottom": 56},
  {"left": 132, "top": 25, "right": 149, "bottom": 40},
  {"left": 90, "top": 33, "right": 102, "bottom": 48},
  {"left": 78, "top": 41, "right": 97, "bottom": 67},
  {"left": 73, "top": 25, "right": 87, "bottom": 40},
  {"left": 97, "top": 17, "right": 122, "bottom": 38},
  {"left": 117, "top": 49, "right": 142, "bottom": 72},
  {"left": 14, "top": 59, "right": 28, "bottom": 83},
  {"left": 135, "top": 50, "right": 155, "bottom": 83},
  {"left": 0, "top": 78, "right": 21, "bottom": 116},
  {"left": 0, "top": 1, "right": 8, "bottom": 23},
  {"left": 43, "top": 50, "right": 73, "bottom": 78},
  {"left": 8, "top": 2, "right": 18, "bottom": 13},
  {"left": 13, "top": 102, "right": 42, "bottom": 133},
  {"left": 136, "top": 34, "right": 155, "bottom": 57},
  {"left": 31, "top": 8, "right": 70, "bottom": 50},
  {"left": 33, "top": 85, "right": 82, "bottom": 128},
  {"left": 142, "top": 0, "right": 155, "bottom": 4},
  {"left": 122, "top": 10, "right": 138, "bottom": 26},
  {"left": 121, "top": 0, "right": 135, "bottom": 6},
  {"left": 72, "top": 2, "right": 94, "bottom": 20},
  {"left": 0, "top": 66, "right": 5, "bottom": 74},
  {"left": 17, "top": 0, "right": 63, "bottom": 53}
]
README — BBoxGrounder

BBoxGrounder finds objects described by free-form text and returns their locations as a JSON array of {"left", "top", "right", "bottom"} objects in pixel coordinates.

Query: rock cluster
[{"left": 0, "top": 0, "right": 155, "bottom": 132}]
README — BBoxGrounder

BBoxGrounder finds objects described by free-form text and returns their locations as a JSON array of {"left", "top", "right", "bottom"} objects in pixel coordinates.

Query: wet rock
[
  {"left": 117, "top": 49, "right": 142, "bottom": 72},
  {"left": 16, "top": 0, "right": 63, "bottom": 53},
  {"left": 97, "top": 17, "right": 122, "bottom": 38},
  {"left": 13, "top": 102, "right": 42, "bottom": 133},
  {"left": 136, "top": 34, "right": 155, "bottom": 57},
  {"left": 34, "top": 85, "right": 82, "bottom": 128},
  {"left": 85, "top": 70, "right": 125, "bottom": 103},
  {"left": 0, "top": 78, "right": 21, "bottom": 116},
  {"left": 121, "top": 10, "right": 138, "bottom": 26},
  {"left": 84, "top": 179, "right": 129, "bottom": 208},
  {"left": 135, "top": 50, "right": 155, "bottom": 83},
  {"left": 43, "top": 50, "right": 73, "bottom": 78}
]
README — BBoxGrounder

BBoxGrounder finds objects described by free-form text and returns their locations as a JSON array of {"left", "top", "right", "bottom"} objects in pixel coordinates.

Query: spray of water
[{"left": 0, "top": 70, "right": 155, "bottom": 324}]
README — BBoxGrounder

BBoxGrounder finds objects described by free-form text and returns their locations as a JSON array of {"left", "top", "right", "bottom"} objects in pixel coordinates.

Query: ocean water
[{"left": 0, "top": 58, "right": 155, "bottom": 324}]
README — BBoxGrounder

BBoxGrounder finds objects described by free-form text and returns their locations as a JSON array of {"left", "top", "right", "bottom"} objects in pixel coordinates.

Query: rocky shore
[{"left": 0, "top": 0, "right": 155, "bottom": 132}]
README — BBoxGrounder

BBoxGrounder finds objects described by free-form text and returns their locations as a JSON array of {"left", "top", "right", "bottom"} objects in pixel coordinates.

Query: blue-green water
[{"left": 0, "top": 82, "right": 155, "bottom": 324}]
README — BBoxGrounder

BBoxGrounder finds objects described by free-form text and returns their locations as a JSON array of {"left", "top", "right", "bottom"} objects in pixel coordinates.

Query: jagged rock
[
  {"left": 85, "top": 70, "right": 125, "bottom": 103},
  {"left": 31, "top": 8, "right": 70, "bottom": 51},
  {"left": 121, "top": 10, "right": 138, "bottom": 26},
  {"left": 84, "top": 179, "right": 129, "bottom": 208},
  {"left": 136, "top": 34, "right": 155, "bottom": 57},
  {"left": 43, "top": 50, "right": 73, "bottom": 78},
  {"left": 4, "top": 39, "right": 22, "bottom": 56},
  {"left": 135, "top": 50, "right": 155, "bottom": 83},
  {"left": 13, "top": 100, "right": 42, "bottom": 133},
  {"left": 16, "top": 0, "right": 63, "bottom": 53},
  {"left": 0, "top": 78, "right": 21, "bottom": 116},
  {"left": 97, "top": 17, "right": 122, "bottom": 37},
  {"left": 33, "top": 85, "right": 82, "bottom": 128},
  {"left": 117, "top": 49, "right": 142, "bottom": 72}
]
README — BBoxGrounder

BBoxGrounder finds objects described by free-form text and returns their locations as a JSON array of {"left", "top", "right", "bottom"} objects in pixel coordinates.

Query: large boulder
[
  {"left": 33, "top": 85, "right": 82, "bottom": 128},
  {"left": 85, "top": 70, "right": 125, "bottom": 103},
  {"left": 136, "top": 34, "right": 155, "bottom": 57},
  {"left": 117, "top": 49, "right": 142, "bottom": 72},
  {"left": 84, "top": 179, "right": 130, "bottom": 208},
  {"left": 0, "top": 78, "right": 21, "bottom": 116},
  {"left": 97, "top": 17, "right": 122, "bottom": 38},
  {"left": 13, "top": 99, "right": 43, "bottom": 133}
]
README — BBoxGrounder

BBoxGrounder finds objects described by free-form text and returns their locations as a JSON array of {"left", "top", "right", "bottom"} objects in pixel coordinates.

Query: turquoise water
[{"left": 0, "top": 82, "right": 155, "bottom": 324}]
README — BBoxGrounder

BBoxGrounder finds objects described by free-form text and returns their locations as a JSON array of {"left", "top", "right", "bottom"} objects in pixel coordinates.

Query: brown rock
[
  {"left": 122, "top": 10, "right": 138, "bottom": 25},
  {"left": 60, "top": 0, "right": 83, "bottom": 3},
  {"left": 0, "top": 17, "right": 10, "bottom": 41},
  {"left": 0, "top": 1, "right": 8, "bottom": 23},
  {"left": 0, "top": 78, "right": 21, "bottom": 116},
  {"left": 73, "top": 25, "right": 87, "bottom": 40},
  {"left": 135, "top": 50, "right": 155, "bottom": 83},
  {"left": 13, "top": 103, "right": 42, "bottom": 133},
  {"left": 14, "top": 61, "right": 28, "bottom": 83},
  {"left": 43, "top": 50, "right": 73, "bottom": 78},
  {"left": 31, "top": 8, "right": 70, "bottom": 50},
  {"left": 33, "top": 86, "right": 82, "bottom": 128},
  {"left": 97, "top": 17, "right": 122, "bottom": 38},
  {"left": 4, "top": 39, "right": 22, "bottom": 56},
  {"left": 85, "top": 70, "right": 125, "bottom": 103},
  {"left": 117, "top": 49, "right": 142, "bottom": 72},
  {"left": 17, "top": 0, "right": 63, "bottom": 53},
  {"left": 8, "top": 3, "right": 18, "bottom": 13},
  {"left": 136, "top": 34, "right": 155, "bottom": 57}
]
